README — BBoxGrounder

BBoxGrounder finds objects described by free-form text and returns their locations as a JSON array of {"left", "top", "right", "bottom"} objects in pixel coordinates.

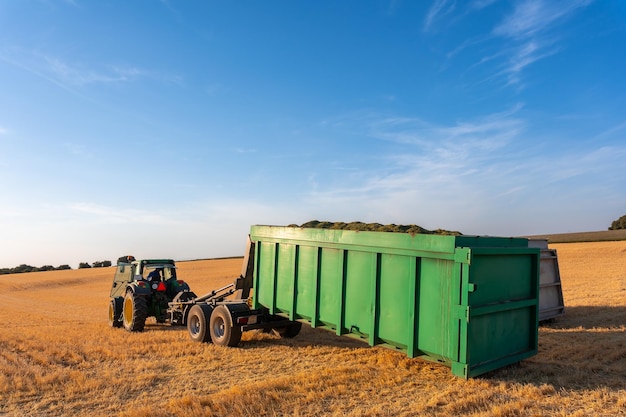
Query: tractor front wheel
[
  {"left": 123, "top": 292, "right": 148, "bottom": 332},
  {"left": 108, "top": 297, "right": 123, "bottom": 328}
]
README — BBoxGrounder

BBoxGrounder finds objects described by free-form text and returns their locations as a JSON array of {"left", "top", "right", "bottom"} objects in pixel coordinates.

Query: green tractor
[{"left": 108, "top": 256, "right": 196, "bottom": 331}]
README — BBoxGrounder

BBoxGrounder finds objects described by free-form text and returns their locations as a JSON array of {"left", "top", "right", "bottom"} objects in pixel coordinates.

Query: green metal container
[{"left": 250, "top": 225, "right": 540, "bottom": 378}]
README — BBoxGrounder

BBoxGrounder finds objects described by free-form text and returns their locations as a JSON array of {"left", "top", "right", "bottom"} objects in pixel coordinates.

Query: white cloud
[
  {"left": 43, "top": 55, "right": 144, "bottom": 87},
  {"left": 423, "top": 0, "right": 456, "bottom": 32},
  {"left": 68, "top": 202, "right": 179, "bottom": 225},
  {"left": 471, "top": 0, "right": 498, "bottom": 9},
  {"left": 491, "top": 0, "right": 592, "bottom": 87},
  {"left": 301, "top": 107, "right": 626, "bottom": 235},
  {"left": 441, "top": 0, "right": 593, "bottom": 89},
  {"left": 493, "top": 0, "right": 592, "bottom": 40}
]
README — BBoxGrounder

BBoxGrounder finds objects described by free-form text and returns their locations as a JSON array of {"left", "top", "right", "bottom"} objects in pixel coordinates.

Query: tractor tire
[
  {"left": 187, "top": 304, "right": 213, "bottom": 343},
  {"left": 209, "top": 305, "right": 242, "bottom": 347},
  {"left": 273, "top": 321, "right": 302, "bottom": 338},
  {"left": 108, "top": 297, "right": 123, "bottom": 328},
  {"left": 122, "top": 291, "right": 148, "bottom": 332}
]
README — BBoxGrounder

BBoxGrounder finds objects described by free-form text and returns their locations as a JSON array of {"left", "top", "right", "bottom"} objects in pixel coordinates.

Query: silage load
[{"left": 289, "top": 220, "right": 461, "bottom": 236}]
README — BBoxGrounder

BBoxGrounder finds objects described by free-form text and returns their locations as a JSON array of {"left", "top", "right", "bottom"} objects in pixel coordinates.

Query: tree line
[{"left": 0, "top": 260, "right": 112, "bottom": 275}]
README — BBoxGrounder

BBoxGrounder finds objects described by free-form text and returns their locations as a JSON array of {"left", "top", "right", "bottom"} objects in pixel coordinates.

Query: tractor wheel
[
  {"left": 122, "top": 291, "right": 148, "bottom": 332},
  {"left": 187, "top": 304, "right": 213, "bottom": 343},
  {"left": 108, "top": 297, "right": 123, "bottom": 328},
  {"left": 273, "top": 321, "right": 302, "bottom": 338},
  {"left": 209, "top": 305, "right": 242, "bottom": 347}
]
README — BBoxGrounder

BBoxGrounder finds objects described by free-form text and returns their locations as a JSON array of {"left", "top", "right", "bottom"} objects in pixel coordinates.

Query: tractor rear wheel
[
  {"left": 123, "top": 292, "right": 148, "bottom": 332},
  {"left": 187, "top": 304, "right": 213, "bottom": 343},
  {"left": 209, "top": 305, "right": 242, "bottom": 347},
  {"left": 108, "top": 297, "right": 123, "bottom": 328}
]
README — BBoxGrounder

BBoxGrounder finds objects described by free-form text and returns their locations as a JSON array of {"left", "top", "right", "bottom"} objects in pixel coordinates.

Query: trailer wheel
[
  {"left": 187, "top": 304, "right": 213, "bottom": 343},
  {"left": 108, "top": 297, "right": 123, "bottom": 328},
  {"left": 273, "top": 321, "right": 302, "bottom": 338},
  {"left": 123, "top": 291, "right": 148, "bottom": 332},
  {"left": 210, "top": 305, "right": 242, "bottom": 347}
]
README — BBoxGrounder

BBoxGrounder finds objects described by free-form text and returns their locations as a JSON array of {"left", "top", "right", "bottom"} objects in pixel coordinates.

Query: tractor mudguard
[
  {"left": 127, "top": 281, "right": 152, "bottom": 296},
  {"left": 220, "top": 302, "right": 252, "bottom": 323}
]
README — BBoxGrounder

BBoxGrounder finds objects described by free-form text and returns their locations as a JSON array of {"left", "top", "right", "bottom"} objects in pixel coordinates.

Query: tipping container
[{"left": 250, "top": 225, "right": 540, "bottom": 378}]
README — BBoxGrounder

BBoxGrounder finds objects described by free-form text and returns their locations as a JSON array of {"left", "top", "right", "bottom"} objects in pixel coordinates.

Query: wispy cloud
[
  {"left": 437, "top": 0, "right": 593, "bottom": 89},
  {"left": 233, "top": 147, "right": 256, "bottom": 154},
  {"left": 591, "top": 121, "right": 626, "bottom": 142},
  {"left": 423, "top": 0, "right": 456, "bottom": 32},
  {"left": 368, "top": 104, "right": 524, "bottom": 151},
  {"left": 471, "top": 0, "right": 498, "bottom": 9},
  {"left": 493, "top": 0, "right": 592, "bottom": 40},
  {"left": 68, "top": 202, "right": 177, "bottom": 225},
  {"left": 311, "top": 106, "right": 526, "bottom": 203},
  {"left": 42, "top": 55, "right": 144, "bottom": 87},
  {"left": 305, "top": 105, "right": 626, "bottom": 234},
  {"left": 492, "top": 0, "right": 592, "bottom": 87},
  {"left": 0, "top": 47, "right": 181, "bottom": 94}
]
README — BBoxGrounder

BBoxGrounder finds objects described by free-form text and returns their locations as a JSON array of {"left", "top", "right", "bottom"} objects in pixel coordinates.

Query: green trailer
[{"left": 249, "top": 225, "right": 540, "bottom": 378}]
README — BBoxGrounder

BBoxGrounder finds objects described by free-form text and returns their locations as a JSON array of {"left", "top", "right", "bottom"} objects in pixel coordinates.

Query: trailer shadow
[
  {"left": 241, "top": 306, "right": 626, "bottom": 393},
  {"left": 142, "top": 305, "right": 626, "bottom": 393},
  {"left": 242, "top": 324, "right": 372, "bottom": 351},
  {"left": 486, "top": 306, "right": 626, "bottom": 391}
]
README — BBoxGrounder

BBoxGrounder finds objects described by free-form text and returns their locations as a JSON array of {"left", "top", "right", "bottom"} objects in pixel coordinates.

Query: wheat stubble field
[{"left": 1, "top": 241, "right": 625, "bottom": 417}]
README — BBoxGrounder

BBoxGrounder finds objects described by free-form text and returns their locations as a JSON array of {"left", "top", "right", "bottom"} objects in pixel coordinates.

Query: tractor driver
[{"left": 147, "top": 268, "right": 162, "bottom": 282}]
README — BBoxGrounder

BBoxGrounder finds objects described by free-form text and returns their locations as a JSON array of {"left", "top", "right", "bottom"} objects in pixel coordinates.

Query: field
[{"left": 1, "top": 241, "right": 625, "bottom": 416}]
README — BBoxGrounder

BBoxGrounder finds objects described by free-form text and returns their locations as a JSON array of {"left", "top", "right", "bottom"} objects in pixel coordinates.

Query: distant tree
[
  {"left": 0, "top": 268, "right": 10, "bottom": 275},
  {"left": 78, "top": 262, "right": 92, "bottom": 269},
  {"left": 91, "top": 260, "right": 112, "bottom": 268},
  {"left": 56, "top": 264, "right": 71, "bottom": 270},
  {"left": 609, "top": 215, "right": 626, "bottom": 230},
  {"left": 38, "top": 265, "right": 55, "bottom": 272},
  {"left": 14, "top": 264, "right": 36, "bottom": 273}
]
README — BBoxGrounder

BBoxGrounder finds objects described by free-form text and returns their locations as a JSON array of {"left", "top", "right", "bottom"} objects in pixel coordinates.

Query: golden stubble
[{"left": 0, "top": 243, "right": 624, "bottom": 416}]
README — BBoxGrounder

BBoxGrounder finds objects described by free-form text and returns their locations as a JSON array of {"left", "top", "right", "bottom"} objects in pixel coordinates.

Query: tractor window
[
  {"left": 144, "top": 265, "right": 176, "bottom": 282},
  {"left": 162, "top": 267, "right": 176, "bottom": 280}
]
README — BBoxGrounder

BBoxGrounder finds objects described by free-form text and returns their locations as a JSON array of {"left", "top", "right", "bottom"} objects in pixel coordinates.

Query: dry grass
[{"left": 0, "top": 243, "right": 624, "bottom": 416}]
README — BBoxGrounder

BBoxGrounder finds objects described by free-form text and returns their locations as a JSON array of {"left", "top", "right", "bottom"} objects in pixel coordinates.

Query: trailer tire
[
  {"left": 123, "top": 291, "right": 147, "bottom": 332},
  {"left": 273, "top": 321, "right": 302, "bottom": 338},
  {"left": 210, "top": 305, "right": 242, "bottom": 347},
  {"left": 187, "top": 304, "right": 213, "bottom": 343},
  {"left": 108, "top": 297, "right": 123, "bottom": 328}
]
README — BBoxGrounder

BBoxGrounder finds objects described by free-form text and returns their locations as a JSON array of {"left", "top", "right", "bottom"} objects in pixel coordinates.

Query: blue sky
[{"left": 1, "top": 0, "right": 625, "bottom": 268}]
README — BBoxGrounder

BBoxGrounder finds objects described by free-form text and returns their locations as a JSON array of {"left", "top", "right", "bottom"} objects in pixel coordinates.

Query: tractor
[{"left": 108, "top": 256, "right": 196, "bottom": 331}]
